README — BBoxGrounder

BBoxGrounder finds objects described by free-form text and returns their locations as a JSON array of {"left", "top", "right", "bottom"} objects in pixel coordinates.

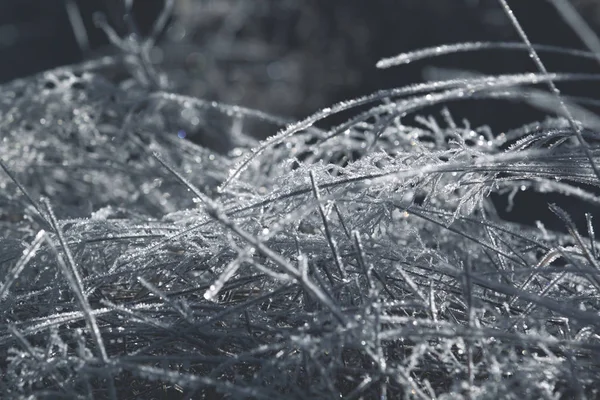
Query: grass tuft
[{"left": 1, "top": 1, "right": 600, "bottom": 398}]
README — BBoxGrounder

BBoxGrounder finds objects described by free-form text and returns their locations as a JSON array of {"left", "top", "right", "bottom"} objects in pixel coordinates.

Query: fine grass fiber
[{"left": 1, "top": 0, "right": 600, "bottom": 398}]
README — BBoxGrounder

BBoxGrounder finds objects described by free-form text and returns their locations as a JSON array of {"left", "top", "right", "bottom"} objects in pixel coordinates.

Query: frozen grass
[{"left": 1, "top": 1, "right": 600, "bottom": 399}]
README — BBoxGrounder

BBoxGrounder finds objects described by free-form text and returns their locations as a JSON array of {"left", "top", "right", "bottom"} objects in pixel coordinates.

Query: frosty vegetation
[{"left": 0, "top": 0, "right": 599, "bottom": 398}]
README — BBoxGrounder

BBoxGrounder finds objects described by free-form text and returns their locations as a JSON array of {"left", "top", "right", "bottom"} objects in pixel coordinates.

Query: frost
[{"left": 0, "top": 0, "right": 600, "bottom": 398}]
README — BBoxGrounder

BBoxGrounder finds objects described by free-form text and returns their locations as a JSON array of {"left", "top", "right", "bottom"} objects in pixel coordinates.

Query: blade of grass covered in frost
[
  {"left": 41, "top": 198, "right": 110, "bottom": 363},
  {"left": 137, "top": 276, "right": 193, "bottom": 322},
  {"left": 310, "top": 171, "right": 347, "bottom": 280},
  {"left": 225, "top": 148, "right": 583, "bottom": 219},
  {"left": 0, "top": 230, "right": 45, "bottom": 301},
  {"left": 432, "top": 258, "right": 600, "bottom": 327},
  {"left": 0, "top": 307, "right": 123, "bottom": 346},
  {"left": 415, "top": 206, "right": 550, "bottom": 251},
  {"left": 32, "top": 302, "right": 149, "bottom": 328},
  {"left": 399, "top": 206, "right": 530, "bottom": 267},
  {"left": 352, "top": 230, "right": 374, "bottom": 293},
  {"left": 202, "top": 284, "right": 294, "bottom": 324},
  {"left": 392, "top": 264, "right": 428, "bottom": 303},
  {"left": 245, "top": 258, "right": 296, "bottom": 282},
  {"left": 510, "top": 179, "right": 600, "bottom": 209},
  {"left": 220, "top": 71, "right": 600, "bottom": 190},
  {"left": 376, "top": 41, "right": 600, "bottom": 69},
  {"left": 148, "top": 155, "right": 343, "bottom": 285},
  {"left": 108, "top": 219, "right": 211, "bottom": 273},
  {"left": 220, "top": 73, "right": 551, "bottom": 186},
  {"left": 508, "top": 269, "right": 569, "bottom": 331},
  {"left": 498, "top": 0, "right": 600, "bottom": 184},
  {"left": 298, "top": 73, "right": 600, "bottom": 171},
  {"left": 355, "top": 75, "right": 600, "bottom": 150},
  {"left": 586, "top": 213, "right": 597, "bottom": 260},
  {"left": 152, "top": 91, "right": 300, "bottom": 127},
  {"left": 98, "top": 299, "right": 172, "bottom": 330},
  {"left": 549, "top": 203, "right": 600, "bottom": 275},
  {"left": 202, "top": 252, "right": 246, "bottom": 301},
  {"left": 98, "top": 362, "right": 278, "bottom": 399},
  {"left": 8, "top": 325, "right": 71, "bottom": 393},
  {"left": 492, "top": 117, "right": 598, "bottom": 149},
  {"left": 321, "top": 71, "right": 600, "bottom": 147},
  {"left": 152, "top": 151, "right": 349, "bottom": 326}
]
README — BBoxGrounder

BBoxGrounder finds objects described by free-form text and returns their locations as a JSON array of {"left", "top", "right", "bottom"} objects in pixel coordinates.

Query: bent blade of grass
[
  {"left": 222, "top": 71, "right": 600, "bottom": 193},
  {"left": 292, "top": 73, "right": 600, "bottom": 174},
  {"left": 217, "top": 73, "right": 530, "bottom": 191},
  {"left": 217, "top": 74, "right": 531, "bottom": 191}
]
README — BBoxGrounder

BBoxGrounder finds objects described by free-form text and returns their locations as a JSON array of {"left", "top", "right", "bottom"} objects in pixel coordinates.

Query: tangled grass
[{"left": 1, "top": 0, "right": 600, "bottom": 398}]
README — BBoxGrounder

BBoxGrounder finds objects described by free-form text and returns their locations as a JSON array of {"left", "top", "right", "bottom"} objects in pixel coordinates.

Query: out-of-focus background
[
  {"left": 2, "top": 0, "right": 599, "bottom": 228},
  {"left": 2, "top": 0, "right": 599, "bottom": 123}
]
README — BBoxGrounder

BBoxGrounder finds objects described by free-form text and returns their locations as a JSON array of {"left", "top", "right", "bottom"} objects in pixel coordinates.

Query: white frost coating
[
  {"left": 0, "top": 1, "right": 599, "bottom": 397},
  {"left": 376, "top": 41, "right": 600, "bottom": 69}
]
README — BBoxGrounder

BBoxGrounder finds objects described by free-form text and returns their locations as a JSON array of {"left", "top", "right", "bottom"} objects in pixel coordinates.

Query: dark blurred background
[
  {"left": 2, "top": 0, "right": 599, "bottom": 231},
  {"left": 3, "top": 0, "right": 600, "bottom": 120}
]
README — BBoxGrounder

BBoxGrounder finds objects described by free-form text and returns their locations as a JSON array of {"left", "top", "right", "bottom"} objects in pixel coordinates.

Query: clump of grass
[{"left": 1, "top": 1, "right": 600, "bottom": 398}]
